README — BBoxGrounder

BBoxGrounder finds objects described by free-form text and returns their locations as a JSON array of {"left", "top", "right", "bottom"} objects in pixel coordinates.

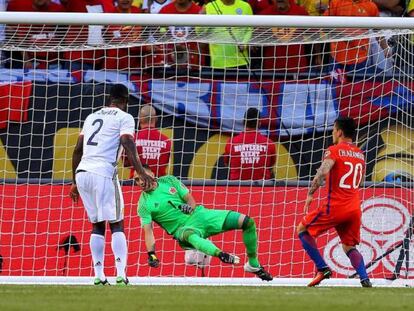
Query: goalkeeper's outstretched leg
[
  {"left": 180, "top": 212, "right": 273, "bottom": 281},
  {"left": 181, "top": 230, "right": 240, "bottom": 264},
  {"left": 221, "top": 212, "right": 273, "bottom": 281}
]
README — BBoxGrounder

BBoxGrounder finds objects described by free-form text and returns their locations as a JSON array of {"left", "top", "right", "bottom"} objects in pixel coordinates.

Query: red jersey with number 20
[{"left": 324, "top": 142, "right": 365, "bottom": 213}]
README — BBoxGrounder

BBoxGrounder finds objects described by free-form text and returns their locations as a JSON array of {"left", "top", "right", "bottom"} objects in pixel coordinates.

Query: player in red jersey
[
  {"left": 223, "top": 108, "right": 276, "bottom": 180},
  {"left": 297, "top": 116, "right": 372, "bottom": 287},
  {"left": 124, "top": 105, "right": 172, "bottom": 178}
]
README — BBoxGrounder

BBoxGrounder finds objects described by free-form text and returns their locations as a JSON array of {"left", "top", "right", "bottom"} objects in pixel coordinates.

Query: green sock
[
  {"left": 243, "top": 218, "right": 260, "bottom": 268},
  {"left": 222, "top": 212, "right": 260, "bottom": 268},
  {"left": 187, "top": 234, "right": 221, "bottom": 257}
]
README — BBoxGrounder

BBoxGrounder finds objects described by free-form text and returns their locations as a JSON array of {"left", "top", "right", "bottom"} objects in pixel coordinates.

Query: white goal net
[{"left": 0, "top": 13, "right": 413, "bottom": 285}]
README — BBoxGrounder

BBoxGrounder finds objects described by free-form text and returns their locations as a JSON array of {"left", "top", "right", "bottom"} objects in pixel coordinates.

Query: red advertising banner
[{"left": 0, "top": 185, "right": 413, "bottom": 279}]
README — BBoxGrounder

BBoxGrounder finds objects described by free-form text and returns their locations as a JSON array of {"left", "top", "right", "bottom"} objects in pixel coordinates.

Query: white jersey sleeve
[
  {"left": 120, "top": 113, "right": 135, "bottom": 138},
  {"left": 77, "top": 107, "right": 136, "bottom": 178}
]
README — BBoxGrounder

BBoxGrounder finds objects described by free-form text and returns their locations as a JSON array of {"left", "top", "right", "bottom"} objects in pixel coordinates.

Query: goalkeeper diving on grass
[{"left": 136, "top": 166, "right": 273, "bottom": 281}]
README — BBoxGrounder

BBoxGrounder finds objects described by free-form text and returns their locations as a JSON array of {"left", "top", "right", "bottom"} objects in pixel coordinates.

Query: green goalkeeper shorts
[{"left": 173, "top": 205, "right": 231, "bottom": 248}]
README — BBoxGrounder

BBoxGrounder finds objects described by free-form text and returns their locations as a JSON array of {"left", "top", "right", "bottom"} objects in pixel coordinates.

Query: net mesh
[
  {"left": 0, "top": 18, "right": 413, "bottom": 280},
  {"left": 0, "top": 24, "right": 411, "bottom": 51}
]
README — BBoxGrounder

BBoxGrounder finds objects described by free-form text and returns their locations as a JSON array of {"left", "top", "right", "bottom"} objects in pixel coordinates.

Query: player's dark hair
[
  {"left": 244, "top": 108, "right": 260, "bottom": 129},
  {"left": 109, "top": 84, "right": 129, "bottom": 105},
  {"left": 335, "top": 116, "right": 356, "bottom": 139}
]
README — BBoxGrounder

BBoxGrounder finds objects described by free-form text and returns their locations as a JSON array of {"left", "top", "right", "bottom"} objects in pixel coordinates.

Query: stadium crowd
[{"left": 0, "top": 0, "right": 411, "bottom": 73}]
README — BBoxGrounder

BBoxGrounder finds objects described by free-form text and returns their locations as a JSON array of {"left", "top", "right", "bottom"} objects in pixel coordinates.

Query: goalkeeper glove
[
  {"left": 179, "top": 204, "right": 193, "bottom": 214},
  {"left": 147, "top": 251, "right": 160, "bottom": 268}
]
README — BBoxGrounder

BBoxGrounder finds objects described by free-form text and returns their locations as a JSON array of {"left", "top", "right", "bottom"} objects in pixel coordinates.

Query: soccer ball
[{"left": 184, "top": 249, "right": 211, "bottom": 268}]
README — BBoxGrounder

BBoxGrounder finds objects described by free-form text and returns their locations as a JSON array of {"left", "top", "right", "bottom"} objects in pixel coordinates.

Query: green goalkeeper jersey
[{"left": 138, "top": 175, "right": 190, "bottom": 235}]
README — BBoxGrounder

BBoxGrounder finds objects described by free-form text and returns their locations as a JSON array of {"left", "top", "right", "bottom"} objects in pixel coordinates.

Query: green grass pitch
[{"left": 1, "top": 285, "right": 413, "bottom": 311}]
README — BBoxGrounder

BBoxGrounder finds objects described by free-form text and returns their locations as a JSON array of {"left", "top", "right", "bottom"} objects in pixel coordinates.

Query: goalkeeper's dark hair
[
  {"left": 244, "top": 108, "right": 260, "bottom": 129},
  {"left": 109, "top": 84, "right": 129, "bottom": 105},
  {"left": 335, "top": 116, "right": 356, "bottom": 139}
]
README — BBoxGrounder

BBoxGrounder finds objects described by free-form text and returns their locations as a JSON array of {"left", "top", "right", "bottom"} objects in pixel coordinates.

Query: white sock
[
  {"left": 90, "top": 233, "right": 105, "bottom": 281},
  {"left": 111, "top": 231, "right": 128, "bottom": 279}
]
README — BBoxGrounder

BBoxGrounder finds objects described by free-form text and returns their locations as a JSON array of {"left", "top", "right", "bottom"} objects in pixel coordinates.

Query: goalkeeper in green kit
[{"left": 136, "top": 166, "right": 272, "bottom": 281}]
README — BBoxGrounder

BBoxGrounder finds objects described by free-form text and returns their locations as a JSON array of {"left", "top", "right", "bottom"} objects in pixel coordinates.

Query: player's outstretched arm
[
  {"left": 304, "top": 158, "right": 335, "bottom": 213},
  {"left": 121, "top": 134, "right": 154, "bottom": 191},
  {"left": 143, "top": 223, "right": 160, "bottom": 267},
  {"left": 171, "top": 192, "right": 197, "bottom": 214},
  {"left": 186, "top": 193, "right": 196, "bottom": 208},
  {"left": 70, "top": 135, "right": 84, "bottom": 203}
]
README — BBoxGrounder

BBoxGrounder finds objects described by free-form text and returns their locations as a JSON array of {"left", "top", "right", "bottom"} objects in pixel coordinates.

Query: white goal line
[{"left": 0, "top": 277, "right": 412, "bottom": 287}]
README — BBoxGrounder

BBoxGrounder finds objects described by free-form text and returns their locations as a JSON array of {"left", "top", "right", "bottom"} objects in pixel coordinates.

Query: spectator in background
[
  {"left": 223, "top": 108, "right": 276, "bottom": 181},
  {"left": 200, "top": 0, "right": 253, "bottom": 69},
  {"left": 142, "top": 0, "right": 173, "bottom": 13},
  {"left": 61, "top": 0, "right": 115, "bottom": 76},
  {"left": 325, "top": 0, "right": 392, "bottom": 74},
  {"left": 258, "top": 0, "right": 310, "bottom": 73},
  {"left": 373, "top": 0, "right": 405, "bottom": 16},
  {"left": 7, "top": 0, "right": 64, "bottom": 69},
  {"left": 140, "top": 0, "right": 173, "bottom": 67},
  {"left": 158, "top": 0, "right": 204, "bottom": 68},
  {"left": 7, "top": 0, "right": 63, "bottom": 13},
  {"left": 247, "top": 0, "right": 272, "bottom": 14},
  {"left": 58, "top": 0, "right": 113, "bottom": 12},
  {"left": 408, "top": 0, "right": 414, "bottom": 16},
  {"left": 296, "top": 0, "right": 328, "bottom": 15},
  {"left": 132, "top": 0, "right": 143, "bottom": 8},
  {"left": 104, "top": 0, "right": 143, "bottom": 71},
  {"left": 124, "top": 105, "right": 171, "bottom": 178},
  {"left": 114, "top": 0, "right": 141, "bottom": 13},
  {"left": 160, "top": 0, "right": 201, "bottom": 16}
]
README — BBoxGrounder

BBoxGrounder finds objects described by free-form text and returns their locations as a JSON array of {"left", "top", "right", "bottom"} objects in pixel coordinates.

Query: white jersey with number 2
[{"left": 77, "top": 106, "right": 135, "bottom": 178}]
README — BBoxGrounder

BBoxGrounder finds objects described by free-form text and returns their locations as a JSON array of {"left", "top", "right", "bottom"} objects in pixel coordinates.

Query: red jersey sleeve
[{"left": 324, "top": 145, "right": 339, "bottom": 162}]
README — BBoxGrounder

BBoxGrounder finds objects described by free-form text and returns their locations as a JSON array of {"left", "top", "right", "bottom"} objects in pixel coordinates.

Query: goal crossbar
[{"left": 0, "top": 13, "right": 413, "bottom": 29}]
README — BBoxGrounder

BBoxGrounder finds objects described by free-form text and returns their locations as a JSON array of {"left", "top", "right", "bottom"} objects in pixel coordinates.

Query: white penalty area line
[{"left": 0, "top": 276, "right": 413, "bottom": 287}]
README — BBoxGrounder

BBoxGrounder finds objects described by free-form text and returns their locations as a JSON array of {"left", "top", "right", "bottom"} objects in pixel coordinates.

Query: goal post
[{"left": 0, "top": 13, "right": 413, "bottom": 286}]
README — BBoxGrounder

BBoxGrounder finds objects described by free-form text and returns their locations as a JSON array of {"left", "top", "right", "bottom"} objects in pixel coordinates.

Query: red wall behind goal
[{"left": 0, "top": 185, "right": 413, "bottom": 279}]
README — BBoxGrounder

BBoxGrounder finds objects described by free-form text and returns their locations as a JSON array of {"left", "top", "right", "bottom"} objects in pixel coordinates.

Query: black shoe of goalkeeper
[
  {"left": 218, "top": 252, "right": 240, "bottom": 264},
  {"left": 244, "top": 263, "right": 273, "bottom": 281},
  {"left": 254, "top": 267, "right": 273, "bottom": 281},
  {"left": 361, "top": 279, "right": 372, "bottom": 288}
]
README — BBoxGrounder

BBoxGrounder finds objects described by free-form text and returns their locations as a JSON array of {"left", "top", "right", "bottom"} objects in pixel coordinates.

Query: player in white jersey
[{"left": 69, "top": 84, "right": 153, "bottom": 286}]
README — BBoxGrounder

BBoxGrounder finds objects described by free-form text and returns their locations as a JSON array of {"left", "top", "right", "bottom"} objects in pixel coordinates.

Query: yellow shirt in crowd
[
  {"left": 132, "top": 0, "right": 143, "bottom": 8},
  {"left": 296, "top": 0, "right": 329, "bottom": 16}
]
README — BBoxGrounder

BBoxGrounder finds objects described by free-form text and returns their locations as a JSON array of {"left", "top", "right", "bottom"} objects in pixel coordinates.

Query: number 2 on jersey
[
  {"left": 339, "top": 161, "right": 363, "bottom": 189},
  {"left": 86, "top": 119, "right": 104, "bottom": 146}
]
